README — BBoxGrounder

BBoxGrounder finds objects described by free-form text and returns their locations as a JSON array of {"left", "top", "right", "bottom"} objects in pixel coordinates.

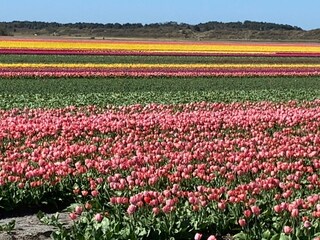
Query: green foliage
[
  {"left": 3, "top": 55, "right": 320, "bottom": 64},
  {"left": 0, "top": 90, "right": 318, "bottom": 109},
  {"left": 2, "top": 77, "right": 320, "bottom": 94},
  {"left": 0, "top": 220, "right": 15, "bottom": 233},
  {"left": 0, "top": 28, "right": 9, "bottom": 36},
  {"left": 0, "top": 77, "right": 320, "bottom": 109}
]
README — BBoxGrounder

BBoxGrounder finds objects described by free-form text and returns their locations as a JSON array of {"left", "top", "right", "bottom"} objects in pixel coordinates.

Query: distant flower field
[
  {"left": 1, "top": 39, "right": 320, "bottom": 77},
  {"left": 0, "top": 38, "right": 320, "bottom": 239}
]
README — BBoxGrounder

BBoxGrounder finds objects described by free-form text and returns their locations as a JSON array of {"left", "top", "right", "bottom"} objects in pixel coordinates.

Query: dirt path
[{"left": 0, "top": 212, "right": 70, "bottom": 240}]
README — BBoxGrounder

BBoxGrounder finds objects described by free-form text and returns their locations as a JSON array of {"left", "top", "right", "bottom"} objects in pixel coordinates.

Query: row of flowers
[
  {"left": 2, "top": 69, "right": 320, "bottom": 77},
  {"left": 1, "top": 39, "right": 320, "bottom": 53},
  {"left": 0, "top": 102, "right": 320, "bottom": 238},
  {"left": 3, "top": 62, "right": 320, "bottom": 78},
  {"left": 3, "top": 63, "right": 320, "bottom": 68},
  {"left": 2, "top": 48, "right": 320, "bottom": 57}
]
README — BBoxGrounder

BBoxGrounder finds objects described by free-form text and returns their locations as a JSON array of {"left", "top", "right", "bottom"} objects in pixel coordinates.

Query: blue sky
[{"left": 0, "top": 0, "right": 319, "bottom": 30}]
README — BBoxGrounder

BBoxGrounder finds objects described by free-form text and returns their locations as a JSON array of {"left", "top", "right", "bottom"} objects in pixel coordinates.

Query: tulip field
[
  {"left": 2, "top": 40, "right": 320, "bottom": 78},
  {"left": 1, "top": 39, "right": 320, "bottom": 239}
]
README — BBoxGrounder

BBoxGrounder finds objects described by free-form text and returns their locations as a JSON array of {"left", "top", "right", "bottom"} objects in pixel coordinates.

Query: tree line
[{"left": 0, "top": 20, "right": 303, "bottom": 34}]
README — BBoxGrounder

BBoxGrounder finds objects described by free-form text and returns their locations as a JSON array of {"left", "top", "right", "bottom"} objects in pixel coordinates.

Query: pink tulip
[
  {"left": 69, "top": 212, "right": 77, "bottom": 220},
  {"left": 243, "top": 209, "right": 252, "bottom": 218},
  {"left": 291, "top": 208, "right": 299, "bottom": 218},
  {"left": 304, "top": 221, "right": 311, "bottom": 228},
  {"left": 127, "top": 205, "right": 137, "bottom": 215},
  {"left": 207, "top": 236, "right": 217, "bottom": 240},
  {"left": 85, "top": 202, "right": 92, "bottom": 210},
  {"left": 194, "top": 233, "right": 202, "bottom": 240},
  {"left": 94, "top": 213, "right": 103, "bottom": 222},
  {"left": 250, "top": 205, "right": 261, "bottom": 216},
  {"left": 91, "top": 190, "right": 99, "bottom": 197},
  {"left": 74, "top": 205, "right": 83, "bottom": 215},
  {"left": 283, "top": 226, "right": 293, "bottom": 235},
  {"left": 238, "top": 218, "right": 246, "bottom": 227}
]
